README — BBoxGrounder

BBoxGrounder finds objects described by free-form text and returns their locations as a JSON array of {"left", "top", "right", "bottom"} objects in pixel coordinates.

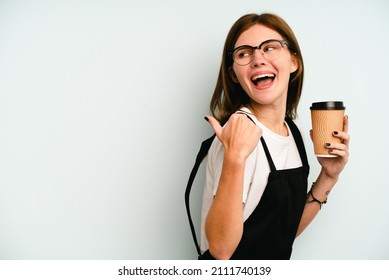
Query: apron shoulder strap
[
  {"left": 285, "top": 117, "right": 309, "bottom": 167},
  {"left": 185, "top": 134, "right": 215, "bottom": 257},
  {"left": 260, "top": 137, "right": 277, "bottom": 172}
]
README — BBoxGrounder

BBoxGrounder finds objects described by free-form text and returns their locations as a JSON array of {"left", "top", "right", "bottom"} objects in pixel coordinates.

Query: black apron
[{"left": 200, "top": 117, "right": 309, "bottom": 260}]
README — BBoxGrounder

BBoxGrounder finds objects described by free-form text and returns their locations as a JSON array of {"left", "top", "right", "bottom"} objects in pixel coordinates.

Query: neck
[{"left": 248, "top": 102, "right": 288, "bottom": 136}]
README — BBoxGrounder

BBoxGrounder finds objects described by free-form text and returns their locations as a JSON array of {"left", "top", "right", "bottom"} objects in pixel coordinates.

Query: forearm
[
  {"left": 205, "top": 154, "right": 245, "bottom": 259},
  {"left": 296, "top": 169, "right": 338, "bottom": 237}
]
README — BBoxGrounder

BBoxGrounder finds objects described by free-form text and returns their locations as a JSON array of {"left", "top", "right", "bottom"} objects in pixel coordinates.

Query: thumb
[{"left": 205, "top": 116, "right": 222, "bottom": 138}]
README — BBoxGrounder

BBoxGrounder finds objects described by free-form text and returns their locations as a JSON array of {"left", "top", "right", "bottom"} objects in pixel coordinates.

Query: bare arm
[
  {"left": 204, "top": 114, "right": 262, "bottom": 259},
  {"left": 296, "top": 170, "right": 338, "bottom": 236},
  {"left": 296, "top": 115, "right": 350, "bottom": 236}
]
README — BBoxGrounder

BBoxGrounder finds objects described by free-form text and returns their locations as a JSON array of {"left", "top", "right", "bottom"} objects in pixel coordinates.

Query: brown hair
[{"left": 210, "top": 13, "right": 304, "bottom": 125}]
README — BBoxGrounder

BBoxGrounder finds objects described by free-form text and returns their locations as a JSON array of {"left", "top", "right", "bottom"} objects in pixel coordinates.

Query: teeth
[{"left": 252, "top": 73, "right": 275, "bottom": 81}]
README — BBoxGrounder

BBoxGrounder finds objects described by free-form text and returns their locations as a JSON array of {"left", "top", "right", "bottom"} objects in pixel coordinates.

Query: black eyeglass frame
[{"left": 229, "top": 39, "right": 289, "bottom": 65}]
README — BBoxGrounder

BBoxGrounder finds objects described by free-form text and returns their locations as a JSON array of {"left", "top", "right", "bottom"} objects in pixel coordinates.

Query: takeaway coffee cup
[{"left": 310, "top": 101, "right": 346, "bottom": 157}]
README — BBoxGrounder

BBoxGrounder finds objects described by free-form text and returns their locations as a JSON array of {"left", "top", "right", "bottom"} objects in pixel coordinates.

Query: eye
[
  {"left": 235, "top": 47, "right": 253, "bottom": 58},
  {"left": 262, "top": 42, "right": 280, "bottom": 52}
]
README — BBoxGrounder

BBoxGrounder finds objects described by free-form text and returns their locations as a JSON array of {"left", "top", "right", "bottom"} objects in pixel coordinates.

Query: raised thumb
[{"left": 204, "top": 116, "right": 222, "bottom": 138}]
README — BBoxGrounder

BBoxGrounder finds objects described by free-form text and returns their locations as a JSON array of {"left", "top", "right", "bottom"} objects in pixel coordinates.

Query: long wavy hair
[{"left": 210, "top": 13, "right": 304, "bottom": 125}]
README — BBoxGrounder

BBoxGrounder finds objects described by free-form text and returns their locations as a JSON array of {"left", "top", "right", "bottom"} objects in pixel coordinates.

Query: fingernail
[
  {"left": 325, "top": 143, "right": 331, "bottom": 147},
  {"left": 204, "top": 116, "right": 209, "bottom": 122},
  {"left": 333, "top": 131, "right": 338, "bottom": 135}
]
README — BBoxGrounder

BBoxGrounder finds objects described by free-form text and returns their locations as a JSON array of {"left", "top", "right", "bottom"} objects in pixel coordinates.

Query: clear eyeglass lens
[{"left": 233, "top": 40, "right": 284, "bottom": 65}]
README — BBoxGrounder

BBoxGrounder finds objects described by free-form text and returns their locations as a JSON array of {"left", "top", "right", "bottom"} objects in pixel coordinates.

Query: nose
[{"left": 251, "top": 49, "right": 266, "bottom": 66}]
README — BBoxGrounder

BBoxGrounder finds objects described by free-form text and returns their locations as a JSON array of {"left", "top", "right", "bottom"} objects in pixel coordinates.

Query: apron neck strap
[{"left": 285, "top": 117, "right": 309, "bottom": 167}]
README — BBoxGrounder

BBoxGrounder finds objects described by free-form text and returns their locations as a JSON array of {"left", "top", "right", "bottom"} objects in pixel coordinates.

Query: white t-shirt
[{"left": 200, "top": 107, "right": 303, "bottom": 253}]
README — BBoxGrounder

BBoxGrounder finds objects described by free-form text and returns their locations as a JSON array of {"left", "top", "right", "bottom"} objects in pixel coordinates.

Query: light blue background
[{"left": 0, "top": 0, "right": 388, "bottom": 259}]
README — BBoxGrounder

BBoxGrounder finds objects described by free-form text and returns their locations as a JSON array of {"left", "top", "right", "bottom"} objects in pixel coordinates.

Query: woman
[{"left": 200, "top": 13, "right": 350, "bottom": 260}]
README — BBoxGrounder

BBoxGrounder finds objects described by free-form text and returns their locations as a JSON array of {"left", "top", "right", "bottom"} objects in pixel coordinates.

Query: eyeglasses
[{"left": 230, "top": 39, "right": 289, "bottom": 66}]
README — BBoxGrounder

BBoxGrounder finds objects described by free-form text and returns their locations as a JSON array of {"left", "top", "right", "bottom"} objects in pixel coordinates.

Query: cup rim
[{"left": 310, "top": 101, "right": 345, "bottom": 110}]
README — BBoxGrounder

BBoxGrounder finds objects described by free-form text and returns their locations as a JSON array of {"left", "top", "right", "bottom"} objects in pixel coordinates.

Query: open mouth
[{"left": 251, "top": 73, "right": 275, "bottom": 87}]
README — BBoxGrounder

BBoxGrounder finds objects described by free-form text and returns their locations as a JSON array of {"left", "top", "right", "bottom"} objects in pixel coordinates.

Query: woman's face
[{"left": 230, "top": 24, "right": 298, "bottom": 109}]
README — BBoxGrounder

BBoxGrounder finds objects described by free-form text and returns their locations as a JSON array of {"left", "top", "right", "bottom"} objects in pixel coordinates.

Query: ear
[
  {"left": 290, "top": 55, "right": 299, "bottom": 74},
  {"left": 228, "top": 66, "right": 239, "bottom": 83}
]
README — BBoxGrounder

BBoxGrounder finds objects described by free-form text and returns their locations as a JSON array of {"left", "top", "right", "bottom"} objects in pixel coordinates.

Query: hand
[
  {"left": 310, "top": 115, "right": 350, "bottom": 180},
  {"left": 206, "top": 113, "right": 262, "bottom": 162}
]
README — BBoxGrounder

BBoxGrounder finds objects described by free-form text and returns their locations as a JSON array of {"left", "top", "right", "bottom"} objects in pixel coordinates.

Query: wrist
[
  {"left": 306, "top": 182, "right": 328, "bottom": 209},
  {"left": 223, "top": 151, "right": 247, "bottom": 166}
]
